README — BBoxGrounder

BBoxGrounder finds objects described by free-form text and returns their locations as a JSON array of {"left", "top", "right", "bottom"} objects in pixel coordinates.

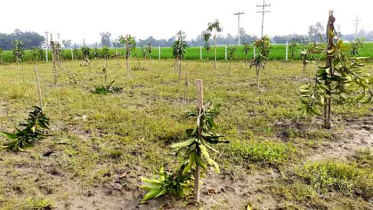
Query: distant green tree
[
  {"left": 243, "top": 43, "right": 250, "bottom": 65},
  {"left": 250, "top": 36, "right": 271, "bottom": 89},
  {"left": 351, "top": 38, "right": 363, "bottom": 56},
  {"left": 289, "top": 40, "right": 298, "bottom": 60},
  {"left": 119, "top": 34, "right": 136, "bottom": 72},
  {"left": 13, "top": 40, "right": 25, "bottom": 80},
  {"left": 205, "top": 20, "right": 222, "bottom": 70},
  {"left": 172, "top": 31, "right": 188, "bottom": 80},
  {"left": 227, "top": 46, "right": 237, "bottom": 76}
]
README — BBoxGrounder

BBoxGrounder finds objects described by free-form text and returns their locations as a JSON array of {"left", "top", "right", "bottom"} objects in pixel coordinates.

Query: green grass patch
[
  {"left": 296, "top": 161, "right": 373, "bottom": 200},
  {"left": 228, "top": 140, "right": 296, "bottom": 166}
]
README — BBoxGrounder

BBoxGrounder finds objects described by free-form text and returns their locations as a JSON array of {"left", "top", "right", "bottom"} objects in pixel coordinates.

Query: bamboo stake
[
  {"left": 34, "top": 67, "right": 43, "bottom": 110},
  {"left": 195, "top": 79, "right": 203, "bottom": 203}
]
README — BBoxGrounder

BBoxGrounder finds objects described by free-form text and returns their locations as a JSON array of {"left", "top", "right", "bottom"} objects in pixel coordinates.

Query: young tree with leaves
[
  {"left": 32, "top": 47, "right": 44, "bottom": 62},
  {"left": 243, "top": 43, "right": 250, "bottom": 65},
  {"left": 289, "top": 40, "right": 298, "bottom": 60},
  {"left": 141, "top": 80, "right": 228, "bottom": 203},
  {"left": 205, "top": 21, "right": 222, "bottom": 70},
  {"left": 227, "top": 46, "right": 237, "bottom": 76},
  {"left": 147, "top": 43, "right": 152, "bottom": 60},
  {"left": 299, "top": 11, "right": 373, "bottom": 129},
  {"left": 102, "top": 46, "right": 110, "bottom": 86},
  {"left": 13, "top": 40, "right": 25, "bottom": 80},
  {"left": 299, "top": 41, "right": 322, "bottom": 77},
  {"left": 204, "top": 42, "right": 211, "bottom": 61},
  {"left": 119, "top": 34, "right": 136, "bottom": 72},
  {"left": 172, "top": 31, "right": 188, "bottom": 81},
  {"left": 351, "top": 38, "right": 363, "bottom": 56},
  {"left": 250, "top": 36, "right": 271, "bottom": 89},
  {"left": 93, "top": 45, "right": 99, "bottom": 60}
]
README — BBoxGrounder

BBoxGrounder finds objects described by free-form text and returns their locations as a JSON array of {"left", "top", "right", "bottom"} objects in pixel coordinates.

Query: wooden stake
[
  {"left": 34, "top": 67, "right": 43, "bottom": 110},
  {"left": 70, "top": 48, "right": 74, "bottom": 60},
  {"left": 51, "top": 40, "right": 57, "bottom": 85},
  {"left": 200, "top": 46, "right": 203, "bottom": 60},
  {"left": 195, "top": 79, "right": 203, "bottom": 203}
]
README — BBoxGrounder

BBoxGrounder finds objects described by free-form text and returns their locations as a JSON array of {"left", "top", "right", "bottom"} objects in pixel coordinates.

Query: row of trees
[{"left": 0, "top": 29, "right": 45, "bottom": 50}]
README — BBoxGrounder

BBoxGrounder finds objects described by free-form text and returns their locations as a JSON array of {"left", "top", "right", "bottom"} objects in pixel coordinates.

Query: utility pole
[
  {"left": 256, "top": 0, "right": 271, "bottom": 37},
  {"left": 44, "top": 31, "right": 49, "bottom": 62},
  {"left": 353, "top": 15, "right": 362, "bottom": 39},
  {"left": 233, "top": 11, "right": 245, "bottom": 46}
]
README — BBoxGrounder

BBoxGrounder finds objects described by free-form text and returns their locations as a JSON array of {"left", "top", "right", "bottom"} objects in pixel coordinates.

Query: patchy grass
[
  {"left": 353, "top": 148, "right": 373, "bottom": 168},
  {"left": 296, "top": 161, "right": 373, "bottom": 200},
  {"left": 0, "top": 58, "right": 372, "bottom": 209},
  {"left": 228, "top": 140, "right": 296, "bottom": 166}
]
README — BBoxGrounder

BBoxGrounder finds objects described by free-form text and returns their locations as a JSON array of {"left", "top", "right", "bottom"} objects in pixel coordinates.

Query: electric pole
[
  {"left": 353, "top": 15, "right": 362, "bottom": 39},
  {"left": 256, "top": 0, "right": 271, "bottom": 37},
  {"left": 44, "top": 31, "right": 49, "bottom": 62},
  {"left": 233, "top": 11, "right": 245, "bottom": 46}
]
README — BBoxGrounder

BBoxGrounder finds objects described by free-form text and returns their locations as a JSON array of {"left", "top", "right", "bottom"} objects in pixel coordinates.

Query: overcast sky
[{"left": 1, "top": 0, "right": 372, "bottom": 44}]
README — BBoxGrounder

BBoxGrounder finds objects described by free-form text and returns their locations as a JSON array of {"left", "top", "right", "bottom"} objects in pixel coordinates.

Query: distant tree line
[{"left": 0, "top": 29, "right": 45, "bottom": 50}]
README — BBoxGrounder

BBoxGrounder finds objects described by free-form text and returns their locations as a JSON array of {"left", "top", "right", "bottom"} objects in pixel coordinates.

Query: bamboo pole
[
  {"left": 195, "top": 79, "right": 203, "bottom": 203},
  {"left": 34, "top": 67, "right": 43, "bottom": 110}
]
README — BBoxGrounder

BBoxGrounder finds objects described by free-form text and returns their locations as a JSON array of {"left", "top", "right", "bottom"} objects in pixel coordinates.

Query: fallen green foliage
[
  {"left": 91, "top": 80, "right": 123, "bottom": 95},
  {"left": 1, "top": 106, "right": 50, "bottom": 152}
]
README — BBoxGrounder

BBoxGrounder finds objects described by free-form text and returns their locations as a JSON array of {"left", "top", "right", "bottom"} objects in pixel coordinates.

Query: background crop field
[
  {"left": 1, "top": 42, "right": 373, "bottom": 63},
  {"left": 0, "top": 58, "right": 372, "bottom": 209}
]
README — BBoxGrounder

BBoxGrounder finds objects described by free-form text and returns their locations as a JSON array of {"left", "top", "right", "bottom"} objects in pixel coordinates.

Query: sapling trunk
[
  {"left": 51, "top": 43, "right": 57, "bottom": 85},
  {"left": 195, "top": 79, "right": 203, "bottom": 203},
  {"left": 323, "top": 11, "right": 335, "bottom": 129},
  {"left": 228, "top": 61, "right": 231, "bottom": 77},
  {"left": 178, "top": 57, "right": 182, "bottom": 81},
  {"left": 256, "top": 66, "right": 260, "bottom": 89},
  {"left": 214, "top": 36, "right": 217, "bottom": 70},
  {"left": 104, "top": 58, "right": 108, "bottom": 86},
  {"left": 303, "top": 62, "right": 307, "bottom": 77}
]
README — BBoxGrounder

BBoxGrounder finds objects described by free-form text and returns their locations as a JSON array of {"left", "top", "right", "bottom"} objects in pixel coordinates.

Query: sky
[{"left": 1, "top": 0, "right": 372, "bottom": 44}]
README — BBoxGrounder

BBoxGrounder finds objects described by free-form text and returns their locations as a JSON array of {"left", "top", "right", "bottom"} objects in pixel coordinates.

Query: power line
[
  {"left": 233, "top": 11, "right": 245, "bottom": 46},
  {"left": 353, "top": 15, "right": 362, "bottom": 39},
  {"left": 256, "top": 0, "right": 271, "bottom": 38}
]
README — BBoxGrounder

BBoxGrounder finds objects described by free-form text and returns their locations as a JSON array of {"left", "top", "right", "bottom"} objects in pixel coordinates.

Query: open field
[
  {"left": 1, "top": 42, "right": 373, "bottom": 63},
  {"left": 0, "top": 58, "right": 372, "bottom": 209}
]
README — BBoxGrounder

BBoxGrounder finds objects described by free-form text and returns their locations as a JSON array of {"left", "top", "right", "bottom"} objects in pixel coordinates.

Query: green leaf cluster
[
  {"left": 141, "top": 103, "right": 228, "bottom": 202},
  {"left": 1, "top": 106, "right": 50, "bottom": 152},
  {"left": 12, "top": 40, "right": 25, "bottom": 63},
  {"left": 250, "top": 36, "right": 271, "bottom": 69},
  {"left": 299, "top": 32, "right": 373, "bottom": 116},
  {"left": 172, "top": 31, "right": 188, "bottom": 59},
  {"left": 92, "top": 80, "right": 123, "bottom": 95}
]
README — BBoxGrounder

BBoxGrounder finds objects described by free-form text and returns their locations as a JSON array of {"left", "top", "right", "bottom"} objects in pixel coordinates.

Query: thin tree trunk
[
  {"left": 256, "top": 66, "right": 260, "bottom": 89},
  {"left": 214, "top": 36, "right": 217, "bottom": 70},
  {"left": 51, "top": 42, "right": 57, "bottom": 85},
  {"left": 323, "top": 10, "right": 335, "bottom": 129},
  {"left": 303, "top": 63, "right": 307, "bottom": 77},
  {"left": 178, "top": 57, "right": 182, "bottom": 81},
  {"left": 228, "top": 61, "right": 231, "bottom": 76}
]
